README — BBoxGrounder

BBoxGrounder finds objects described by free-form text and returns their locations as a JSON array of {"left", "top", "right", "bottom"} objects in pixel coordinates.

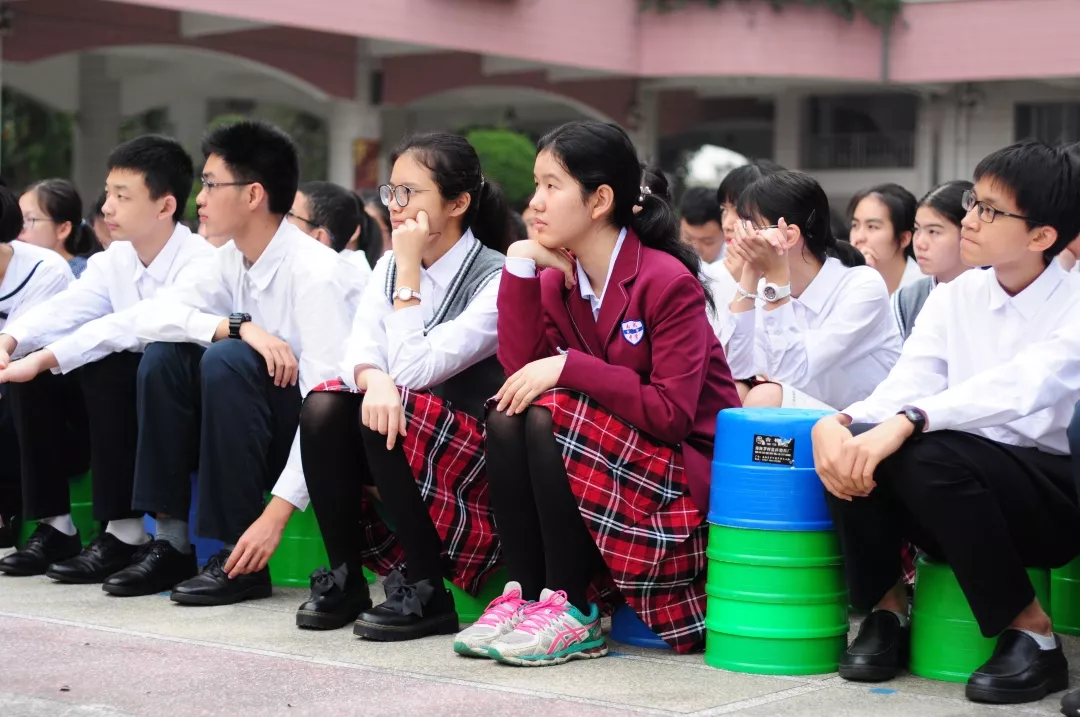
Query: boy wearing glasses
[
  {"left": 0, "top": 136, "right": 213, "bottom": 582},
  {"left": 811, "top": 140, "right": 1080, "bottom": 706},
  {"left": 103, "top": 120, "right": 361, "bottom": 603}
]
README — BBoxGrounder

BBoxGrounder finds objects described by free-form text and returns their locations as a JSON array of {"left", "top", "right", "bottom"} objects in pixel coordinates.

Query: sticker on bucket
[{"left": 752, "top": 435, "right": 795, "bottom": 466}]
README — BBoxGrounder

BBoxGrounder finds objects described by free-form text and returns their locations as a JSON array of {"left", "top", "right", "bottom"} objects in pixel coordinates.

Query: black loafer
[
  {"left": 0, "top": 523, "right": 82, "bottom": 576},
  {"left": 47, "top": 533, "right": 140, "bottom": 584},
  {"left": 839, "top": 610, "right": 909, "bottom": 682},
  {"left": 966, "top": 629, "right": 1069, "bottom": 704},
  {"left": 1061, "top": 686, "right": 1080, "bottom": 716},
  {"left": 296, "top": 564, "right": 373, "bottom": 630},
  {"left": 353, "top": 570, "right": 458, "bottom": 642},
  {"left": 102, "top": 539, "right": 198, "bottom": 597},
  {"left": 170, "top": 548, "right": 272, "bottom": 606}
]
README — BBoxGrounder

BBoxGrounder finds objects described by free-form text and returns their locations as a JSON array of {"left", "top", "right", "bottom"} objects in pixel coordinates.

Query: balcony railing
[{"left": 802, "top": 131, "right": 915, "bottom": 170}]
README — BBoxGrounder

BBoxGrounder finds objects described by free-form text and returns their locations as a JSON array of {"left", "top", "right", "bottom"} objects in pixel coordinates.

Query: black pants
[
  {"left": 827, "top": 427, "right": 1080, "bottom": 637},
  {"left": 1067, "top": 400, "right": 1080, "bottom": 502},
  {"left": 484, "top": 406, "right": 603, "bottom": 611},
  {"left": 132, "top": 341, "right": 302, "bottom": 544},
  {"left": 0, "top": 384, "right": 20, "bottom": 520},
  {"left": 299, "top": 391, "right": 446, "bottom": 585},
  {"left": 8, "top": 364, "right": 90, "bottom": 521}
]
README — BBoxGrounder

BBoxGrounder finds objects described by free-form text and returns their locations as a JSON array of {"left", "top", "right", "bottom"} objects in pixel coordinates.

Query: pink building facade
[{"left": 4, "top": 0, "right": 1078, "bottom": 204}]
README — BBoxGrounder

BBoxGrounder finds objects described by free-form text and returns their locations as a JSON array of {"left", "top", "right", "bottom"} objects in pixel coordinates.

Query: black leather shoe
[
  {"left": 296, "top": 564, "right": 373, "bottom": 630},
  {"left": 47, "top": 533, "right": 140, "bottom": 584},
  {"left": 101, "top": 539, "right": 197, "bottom": 597},
  {"left": 0, "top": 515, "right": 18, "bottom": 549},
  {"left": 838, "top": 610, "right": 909, "bottom": 682},
  {"left": 170, "top": 548, "right": 272, "bottom": 606},
  {"left": 353, "top": 570, "right": 458, "bottom": 642},
  {"left": 966, "top": 629, "right": 1069, "bottom": 704},
  {"left": 0, "top": 523, "right": 81, "bottom": 576},
  {"left": 1061, "top": 686, "right": 1080, "bottom": 716}
]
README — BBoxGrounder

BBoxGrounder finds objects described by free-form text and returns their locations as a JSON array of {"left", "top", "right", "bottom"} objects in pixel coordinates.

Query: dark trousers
[
  {"left": 132, "top": 340, "right": 302, "bottom": 544},
  {"left": 299, "top": 390, "right": 447, "bottom": 584},
  {"left": 1068, "top": 400, "right": 1080, "bottom": 502},
  {"left": 8, "top": 364, "right": 90, "bottom": 520},
  {"left": 827, "top": 427, "right": 1080, "bottom": 637}
]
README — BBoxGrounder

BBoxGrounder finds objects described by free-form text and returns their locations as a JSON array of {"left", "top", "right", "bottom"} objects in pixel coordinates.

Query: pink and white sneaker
[
  {"left": 453, "top": 581, "right": 528, "bottom": 657},
  {"left": 487, "top": 588, "right": 607, "bottom": 667}
]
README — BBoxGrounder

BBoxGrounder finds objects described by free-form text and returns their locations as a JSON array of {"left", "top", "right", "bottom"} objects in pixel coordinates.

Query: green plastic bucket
[
  {"left": 267, "top": 505, "right": 375, "bottom": 588},
  {"left": 707, "top": 526, "right": 846, "bottom": 605},
  {"left": 703, "top": 525, "right": 848, "bottom": 675},
  {"left": 1051, "top": 557, "right": 1080, "bottom": 636},
  {"left": 910, "top": 557, "right": 1051, "bottom": 683},
  {"left": 19, "top": 472, "right": 98, "bottom": 548},
  {"left": 447, "top": 568, "right": 509, "bottom": 623}
]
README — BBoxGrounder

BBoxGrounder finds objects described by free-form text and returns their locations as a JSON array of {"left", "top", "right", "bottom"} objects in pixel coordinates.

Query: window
[
  {"left": 1015, "top": 103, "right": 1080, "bottom": 145},
  {"left": 802, "top": 94, "right": 917, "bottom": 170}
]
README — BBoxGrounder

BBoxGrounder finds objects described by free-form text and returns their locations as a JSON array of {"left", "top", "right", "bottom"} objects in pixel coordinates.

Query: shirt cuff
[
  {"left": 186, "top": 312, "right": 223, "bottom": 346},
  {"left": 47, "top": 336, "right": 85, "bottom": 375},
  {"left": 383, "top": 303, "right": 425, "bottom": 335},
  {"left": 761, "top": 300, "right": 795, "bottom": 335},
  {"left": 270, "top": 432, "right": 309, "bottom": 511},
  {"left": 504, "top": 257, "right": 537, "bottom": 278}
]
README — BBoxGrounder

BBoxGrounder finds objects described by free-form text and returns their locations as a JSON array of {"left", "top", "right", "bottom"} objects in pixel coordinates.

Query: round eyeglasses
[{"left": 379, "top": 183, "right": 432, "bottom": 208}]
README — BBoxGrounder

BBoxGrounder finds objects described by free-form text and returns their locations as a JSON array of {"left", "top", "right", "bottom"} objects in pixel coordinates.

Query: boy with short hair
[
  {"left": 812, "top": 140, "right": 1080, "bottom": 706},
  {"left": 0, "top": 135, "right": 213, "bottom": 581},
  {"left": 103, "top": 120, "right": 361, "bottom": 604}
]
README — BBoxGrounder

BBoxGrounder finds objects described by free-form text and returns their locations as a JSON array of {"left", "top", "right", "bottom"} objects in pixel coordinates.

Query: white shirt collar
[
  {"left": 987, "top": 260, "right": 1067, "bottom": 321},
  {"left": 425, "top": 229, "right": 477, "bottom": 291},
  {"left": 795, "top": 257, "right": 844, "bottom": 316},
  {"left": 133, "top": 223, "right": 189, "bottom": 283},
  {"left": 576, "top": 227, "right": 627, "bottom": 310},
  {"left": 245, "top": 219, "right": 298, "bottom": 291}
]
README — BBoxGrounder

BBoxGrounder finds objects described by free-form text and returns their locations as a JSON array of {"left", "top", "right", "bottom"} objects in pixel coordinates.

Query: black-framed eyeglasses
[
  {"left": 961, "top": 190, "right": 1044, "bottom": 226},
  {"left": 287, "top": 211, "right": 336, "bottom": 244},
  {"left": 21, "top": 217, "right": 53, "bottom": 228},
  {"left": 379, "top": 183, "right": 432, "bottom": 208},
  {"left": 201, "top": 178, "right": 256, "bottom": 192}
]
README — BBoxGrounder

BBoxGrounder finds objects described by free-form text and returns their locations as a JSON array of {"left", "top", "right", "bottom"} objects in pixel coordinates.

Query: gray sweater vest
[
  {"left": 892, "top": 276, "right": 935, "bottom": 341},
  {"left": 383, "top": 241, "right": 506, "bottom": 419}
]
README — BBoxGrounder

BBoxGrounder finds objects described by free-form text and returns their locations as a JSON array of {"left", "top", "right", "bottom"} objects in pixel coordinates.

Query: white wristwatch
[
  {"left": 760, "top": 282, "right": 791, "bottom": 303},
  {"left": 394, "top": 286, "right": 421, "bottom": 302}
]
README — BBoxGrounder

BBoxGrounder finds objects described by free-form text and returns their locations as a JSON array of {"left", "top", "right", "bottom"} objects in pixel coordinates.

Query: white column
[
  {"left": 628, "top": 85, "right": 660, "bottom": 164},
  {"left": 328, "top": 52, "right": 382, "bottom": 189},
  {"left": 168, "top": 98, "right": 207, "bottom": 159},
  {"left": 73, "top": 54, "right": 121, "bottom": 201}
]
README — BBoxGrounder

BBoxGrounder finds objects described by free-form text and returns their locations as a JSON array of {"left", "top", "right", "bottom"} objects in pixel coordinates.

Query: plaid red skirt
[
  {"left": 312, "top": 379, "right": 501, "bottom": 595},
  {"left": 534, "top": 389, "right": 709, "bottom": 654}
]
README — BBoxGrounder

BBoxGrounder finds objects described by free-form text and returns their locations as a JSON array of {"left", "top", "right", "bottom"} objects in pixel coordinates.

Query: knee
[
  {"left": 299, "top": 392, "right": 351, "bottom": 441},
  {"left": 137, "top": 342, "right": 187, "bottom": 384},
  {"left": 200, "top": 339, "right": 260, "bottom": 385},
  {"left": 884, "top": 435, "right": 965, "bottom": 495},
  {"left": 743, "top": 382, "right": 783, "bottom": 408},
  {"left": 484, "top": 407, "right": 525, "bottom": 448}
]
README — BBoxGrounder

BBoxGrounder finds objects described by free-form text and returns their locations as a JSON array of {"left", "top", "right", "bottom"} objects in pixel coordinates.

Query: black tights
[
  {"left": 299, "top": 391, "right": 446, "bottom": 586},
  {"left": 485, "top": 406, "right": 603, "bottom": 613}
]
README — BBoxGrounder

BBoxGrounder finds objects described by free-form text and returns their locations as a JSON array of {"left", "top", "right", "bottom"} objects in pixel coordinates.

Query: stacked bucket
[
  {"left": 1051, "top": 556, "right": 1080, "bottom": 637},
  {"left": 20, "top": 471, "right": 97, "bottom": 548},
  {"left": 704, "top": 408, "right": 848, "bottom": 675}
]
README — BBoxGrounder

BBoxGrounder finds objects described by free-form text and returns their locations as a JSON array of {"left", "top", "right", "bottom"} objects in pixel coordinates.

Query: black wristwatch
[
  {"left": 899, "top": 407, "right": 927, "bottom": 435},
  {"left": 229, "top": 312, "right": 252, "bottom": 340}
]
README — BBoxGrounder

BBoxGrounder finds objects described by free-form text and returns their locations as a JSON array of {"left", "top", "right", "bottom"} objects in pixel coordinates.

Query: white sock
[
  {"left": 873, "top": 608, "right": 909, "bottom": 628},
  {"left": 1019, "top": 629, "right": 1058, "bottom": 650},
  {"left": 42, "top": 514, "right": 76, "bottom": 536},
  {"left": 105, "top": 518, "right": 149, "bottom": 546}
]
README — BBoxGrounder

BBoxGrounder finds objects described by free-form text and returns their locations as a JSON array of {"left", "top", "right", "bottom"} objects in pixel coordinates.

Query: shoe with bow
[
  {"left": 353, "top": 569, "right": 458, "bottom": 642},
  {"left": 296, "top": 564, "right": 373, "bottom": 630}
]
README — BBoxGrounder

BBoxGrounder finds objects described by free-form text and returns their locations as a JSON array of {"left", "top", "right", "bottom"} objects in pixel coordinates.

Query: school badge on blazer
[{"left": 621, "top": 319, "right": 645, "bottom": 345}]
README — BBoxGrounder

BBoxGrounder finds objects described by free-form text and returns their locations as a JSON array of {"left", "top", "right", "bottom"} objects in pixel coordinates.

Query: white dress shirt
[
  {"left": 702, "top": 259, "right": 741, "bottom": 348},
  {"left": 725, "top": 258, "right": 902, "bottom": 409},
  {"left": 504, "top": 228, "right": 627, "bottom": 321},
  {"left": 845, "top": 261, "right": 1080, "bottom": 454},
  {"left": 0, "top": 241, "right": 74, "bottom": 331},
  {"left": 134, "top": 219, "right": 363, "bottom": 511},
  {"left": 4, "top": 224, "right": 214, "bottom": 373},
  {"left": 342, "top": 249, "right": 374, "bottom": 280},
  {"left": 345, "top": 229, "right": 500, "bottom": 390}
]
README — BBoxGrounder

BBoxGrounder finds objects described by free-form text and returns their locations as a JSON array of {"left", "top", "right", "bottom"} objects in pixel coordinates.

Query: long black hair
[
  {"left": 918, "top": 179, "right": 973, "bottom": 229},
  {"left": 536, "top": 121, "right": 713, "bottom": 310},
  {"left": 26, "top": 179, "right": 101, "bottom": 257},
  {"left": 718, "top": 160, "right": 784, "bottom": 206},
  {"left": 737, "top": 170, "right": 865, "bottom": 268},
  {"left": 392, "top": 133, "right": 511, "bottom": 253},
  {"left": 848, "top": 183, "right": 918, "bottom": 260},
  {"left": 0, "top": 179, "right": 21, "bottom": 244}
]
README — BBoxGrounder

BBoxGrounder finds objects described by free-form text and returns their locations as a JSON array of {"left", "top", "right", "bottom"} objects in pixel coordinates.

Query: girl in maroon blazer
[{"left": 452, "top": 121, "right": 741, "bottom": 666}]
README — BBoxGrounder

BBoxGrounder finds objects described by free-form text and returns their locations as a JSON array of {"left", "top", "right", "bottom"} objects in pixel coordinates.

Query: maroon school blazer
[{"left": 497, "top": 230, "right": 741, "bottom": 514}]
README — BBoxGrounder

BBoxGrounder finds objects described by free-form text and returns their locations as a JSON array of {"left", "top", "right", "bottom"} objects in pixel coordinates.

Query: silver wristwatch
[{"left": 394, "top": 286, "right": 421, "bottom": 302}]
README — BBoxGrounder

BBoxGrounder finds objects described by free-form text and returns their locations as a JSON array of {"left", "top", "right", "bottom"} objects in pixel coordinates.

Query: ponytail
[
  {"left": 353, "top": 191, "right": 385, "bottom": 268},
  {"left": 827, "top": 239, "right": 866, "bottom": 267},
  {"left": 466, "top": 178, "right": 512, "bottom": 254},
  {"left": 537, "top": 121, "right": 714, "bottom": 311},
  {"left": 66, "top": 220, "right": 103, "bottom": 257}
]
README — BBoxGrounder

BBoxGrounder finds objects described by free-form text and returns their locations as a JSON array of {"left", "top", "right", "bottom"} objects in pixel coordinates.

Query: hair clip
[{"left": 638, "top": 185, "right": 652, "bottom": 203}]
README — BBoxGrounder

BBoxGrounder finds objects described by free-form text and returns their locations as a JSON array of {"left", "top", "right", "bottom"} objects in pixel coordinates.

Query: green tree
[
  {"left": 1, "top": 88, "right": 74, "bottom": 191},
  {"left": 465, "top": 128, "right": 536, "bottom": 210}
]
